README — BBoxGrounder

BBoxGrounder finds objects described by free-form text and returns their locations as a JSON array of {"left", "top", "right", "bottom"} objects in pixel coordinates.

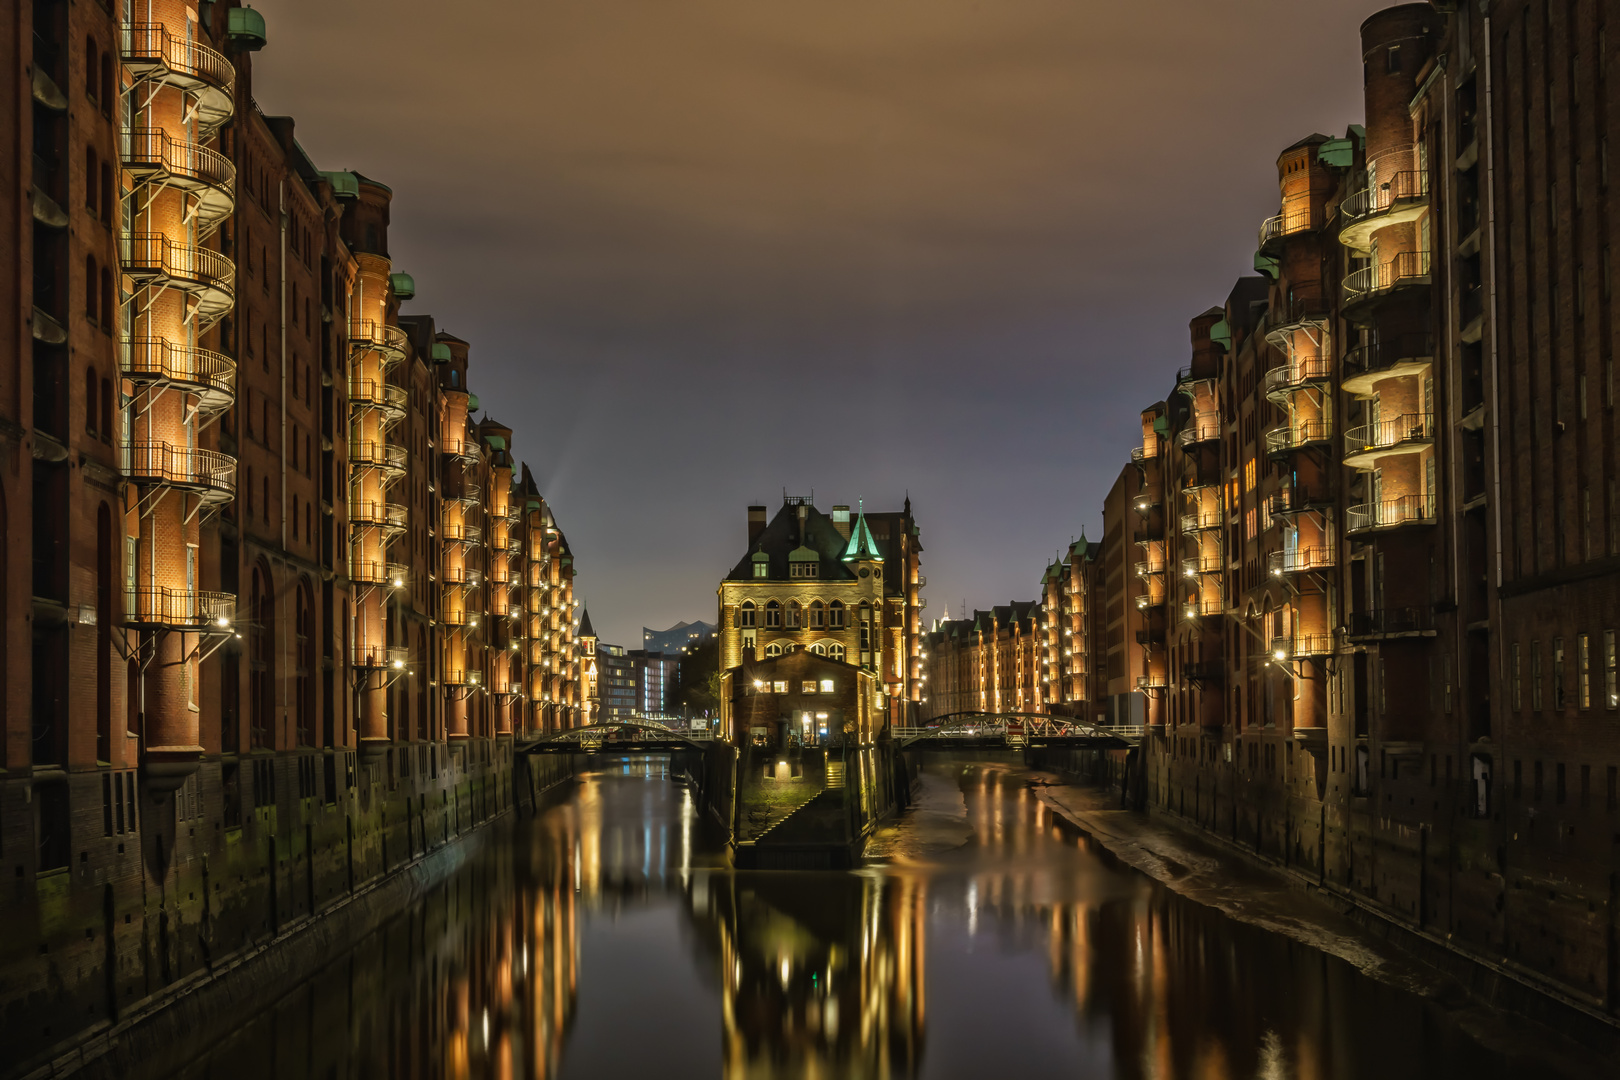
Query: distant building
[
  {"left": 626, "top": 651, "right": 682, "bottom": 718},
  {"left": 643, "top": 621, "right": 717, "bottom": 655},
  {"left": 596, "top": 642, "right": 636, "bottom": 721}
]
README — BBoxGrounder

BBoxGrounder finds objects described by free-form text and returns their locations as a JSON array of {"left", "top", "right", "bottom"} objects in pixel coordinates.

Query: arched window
[
  {"left": 764, "top": 643, "right": 782, "bottom": 658},
  {"left": 809, "top": 600, "right": 824, "bottom": 629},
  {"left": 765, "top": 600, "right": 781, "bottom": 628},
  {"left": 738, "top": 600, "right": 756, "bottom": 628},
  {"left": 100, "top": 51, "right": 113, "bottom": 116},
  {"left": 450, "top": 369, "right": 459, "bottom": 387},
  {"left": 86, "top": 39, "right": 98, "bottom": 100},
  {"left": 859, "top": 604, "right": 872, "bottom": 651},
  {"left": 829, "top": 644, "right": 846, "bottom": 663},
  {"left": 786, "top": 600, "right": 801, "bottom": 629},
  {"left": 829, "top": 600, "right": 845, "bottom": 629},
  {"left": 86, "top": 368, "right": 98, "bottom": 435},
  {"left": 810, "top": 643, "right": 826, "bottom": 656}
]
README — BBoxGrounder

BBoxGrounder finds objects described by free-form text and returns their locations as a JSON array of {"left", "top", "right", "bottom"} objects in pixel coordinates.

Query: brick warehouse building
[
  {"left": 0, "top": 2, "right": 584, "bottom": 1067},
  {"left": 1028, "top": 1, "right": 1620, "bottom": 1020}
]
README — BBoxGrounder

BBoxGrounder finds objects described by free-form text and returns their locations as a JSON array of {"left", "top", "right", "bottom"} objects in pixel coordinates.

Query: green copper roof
[
  {"left": 788, "top": 544, "right": 819, "bottom": 562},
  {"left": 228, "top": 7, "right": 267, "bottom": 50},
  {"left": 321, "top": 171, "right": 359, "bottom": 198},
  {"left": 1317, "top": 137, "right": 1356, "bottom": 169},
  {"left": 390, "top": 272, "right": 415, "bottom": 300},
  {"left": 1209, "top": 319, "right": 1232, "bottom": 350},
  {"left": 751, "top": 550, "right": 769, "bottom": 562},
  {"left": 1152, "top": 415, "right": 1169, "bottom": 436},
  {"left": 467, "top": 393, "right": 480, "bottom": 411},
  {"left": 841, "top": 505, "right": 883, "bottom": 563},
  {"left": 484, "top": 434, "right": 506, "bottom": 450},
  {"left": 1253, "top": 251, "right": 1279, "bottom": 279},
  {"left": 430, "top": 342, "right": 452, "bottom": 362}
]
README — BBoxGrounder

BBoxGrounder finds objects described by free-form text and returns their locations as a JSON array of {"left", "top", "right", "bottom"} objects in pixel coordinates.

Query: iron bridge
[
  {"left": 892, "top": 711, "right": 1143, "bottom": 749},
  {"left": 517, "top": 718, "right": 714, "bottom": 755}
]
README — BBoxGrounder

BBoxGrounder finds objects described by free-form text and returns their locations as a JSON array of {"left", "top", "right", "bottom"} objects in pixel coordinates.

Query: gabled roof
[{"left": 723, "top": 502, "right": 860, "bottom": 582}]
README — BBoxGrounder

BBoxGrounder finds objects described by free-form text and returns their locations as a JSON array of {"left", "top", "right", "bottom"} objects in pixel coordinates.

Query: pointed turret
[{"left": 841, "top": 500, "right": 883, "bottom": 563}]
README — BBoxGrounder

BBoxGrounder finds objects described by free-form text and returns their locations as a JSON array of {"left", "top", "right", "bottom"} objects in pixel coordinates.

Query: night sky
[{"left": 254, "top": 0, "right": 1373, "bottom": 648}]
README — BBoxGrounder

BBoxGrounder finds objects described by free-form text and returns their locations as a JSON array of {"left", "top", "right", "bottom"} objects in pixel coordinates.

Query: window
[
  {"left": 1386, "top": 45, "right": 1402, "bottom": 73},
  {"left": 1553, "top": 637, "right": 1566, "bottom": 709},
  {"left": 790, "top": 559, "right": 818, "bottom": 578},
  {"left": 786, "top": 601, "right": 801, "bottom": 630},
  {"left": 819, "top": 679, "right": 834, "bottom": 693},
  {"left": 738, "top": 601, "right": 755, "bottom": 628},
  {"left": 829, "top": 600, "right": 845, "bottom": 629},
  {"left": 810, "top": 643, "right": 825, "bottom": 656},
  {"left": 772, "top": 681, "right": 787, "bottom": 693},
  {"left": 802, "top": 681, "right": 818, "bottom": 694},
  {"left": 1606, "top": 630, "right": 1617, "bottom": 708},
  {"left": 809, "top": 601, "right": 825, "bottom": 629},
  {"left": 753, "top": 559, "right": 768, "bottom": 579},
  {"left": 1532, "top": 641, "right": 1543, "bottom": 710},
  {"left": 829, "top": 644, "right": 845, "bottom": 662},
  {"left": 764, "top": 643, "right": 782, "bottom": 658},
  {"left": 86, "top": 254, "right": 99, "bottom": 323},
  {"left": 765, "top": 600, "right": 781, "bottom": 628},
  {"left": 1578, "top": 634, "right": 1591, "bottom": 709},
  {"left": 86, "top": 369, "right": 98, "bottom": 435}
]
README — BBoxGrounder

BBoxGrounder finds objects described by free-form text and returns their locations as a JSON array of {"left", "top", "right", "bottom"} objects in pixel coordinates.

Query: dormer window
[
  {"left": 753, "top": 561, "right": 768, "bottom": 578},
  {"left": 790, "top": 561, "right": 818, "bottom": 578}
]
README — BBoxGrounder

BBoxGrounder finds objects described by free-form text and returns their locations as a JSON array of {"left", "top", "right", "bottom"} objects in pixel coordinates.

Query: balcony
[
  {"left": 1271, "top": 634, "right": 1334, "bottom": 659},
  {"left": 441, "top": 607, "right": 474, "bottom": 629},
  {"left": 1136, "top": 592, "right": 1165, "bottom": 611},
  {"left": 349, "top": 438, "right": 408, "bottom": 477},
  {"left": 123, "top": 338, "right": 235, "bottom": 416},
  {"left": 120, "top": 234, "right": 234, "bottom": 329},
  {"left": 122, "top": 128, "right": 234, "bottom": 238},
  {"left": 1343, "top": 412, "right": 1434, "bottom": 469},
  {"left": 442, "top": 522, "right": 484, "bottom": 545},
  {"left": 1264, "top": 419, "right": 1333, "bottom": 458},
  {"left": 1343, "top": 606, "right": 1436, "bottom": 642},
  {"left": 1267, "top": 545, "right": 1335, "bottom": 576},
  {"left": 1343, "top": 250, "right": 1431, "bottom": 312},
  {"left": 1261, "top": 354, "right": 1333, "bottom": 402},
  {"left": 1179, "top": 509, "right": 1222, "bottom": 534},
  {"left": 1338, "top": 169, "right": 1429, "bottom": 253},
  {"left": 1135, "top": 673, "right": 1167, "bottom": 691},
  {"left": 125, "top": 586, "right": 235, "bottom": 631},
  {"left": 446, "top": 478, "right": 481, "bottom": 504},
  {"left": 1342, "top": 334, "right": 1435, "bottom": 397},
  {"left": 442, "top": 668, "right": 478, "bottom": 686},
  {"left": 1133, "top": 560, "right": 1166, "bottom": 579},
  {"left": 1135, "top": 627, "right": 1165, "bottom": 647},
  {"left": 349, "top": 560, "right": 409, "bottom": 588},
  {"left": 350, "top": 499, "right": 408, "bottom": 534},
  {"left": 1257, "top": 199, "right": 1319, "bottom": 250},
  {"left": 1346, "top": 493, "right": 1438, "bottom": 534},
  {"left": 1184, "top": 596, "right": 1224, "bottom": 619},
  {"left": 442, "top": 436, "right": 482, "bottom": 463},
  {"left": 1130, "top": 445, "right": 1154, "bottom": 463},
  {"left": 1176, "top": 419, "right": 1221, "bottom": 449},
  {"left": 354, "top": 644, "right": 411, "bottom": 670},
  {"left": 1180, "top": 555, "right": 1221, "bottom": 578},
  {"left": 120, "top": 24, "right": 234, "bottom": 134},
  {"left": 349, "top": 320, "right": 410, "bottom": 364},
  {"left": 123, "top": 442, "right": 235, "bottom": 503},
  {"left": 442, "top": 566, "right": 483, "bottom": 587},
  {"left": 349, "top": 378, "right": 408, "bottom": 422},
  {"left": 1269, "top": 485, "right": 1332, "bottom": 517},
  {"left": 1174, "top": 364, "right": 1218, "bottom": 392}
]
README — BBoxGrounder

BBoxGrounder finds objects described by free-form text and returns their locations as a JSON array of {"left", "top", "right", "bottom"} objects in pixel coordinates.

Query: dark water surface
[{"left": 162, "top": 760, "right": 1540, "bottom": 1079}]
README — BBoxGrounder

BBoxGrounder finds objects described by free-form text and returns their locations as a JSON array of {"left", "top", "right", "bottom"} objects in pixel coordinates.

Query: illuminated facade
[
  {"left": 920, "top": 602, "right": 1045, "bottom": 720},
  {"left": 0, "top": 3, "right": 583, "bottom": 1070}
]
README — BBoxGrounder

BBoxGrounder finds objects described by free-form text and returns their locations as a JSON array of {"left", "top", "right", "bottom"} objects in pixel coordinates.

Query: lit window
[
  {"left": 802, "top": 681, "right": 818, "bottom": 694},
  {"left": 819, "top": 679, "right": 835, "bottom": 693},
  {"left": 753, "top": 561, "right": 768, "bottom": 579},
  {"left": 772, "top": 681, "right": 788, "bottom": 693}
]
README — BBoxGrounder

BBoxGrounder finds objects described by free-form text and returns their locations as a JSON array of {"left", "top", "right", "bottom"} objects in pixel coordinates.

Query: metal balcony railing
[
  {"left": 350, "top": 378, "right": 408, "bottom": 415},
  {"left": 1267, "top": 546, "right": 1335, "bottom": 576},
  {"left": 1273, "top": 634, "right": 1334, "bottom": 658},
  {"left": 1181, "top": 555, "right": 1222, "bottom": 577},
  {"left": 350, "top": 500, "right": 408, "bottom": 531},
  {"left": 1257, "top": 199, "right": 1319, "bottom": 248},
  {"left": 1344, "top": 413, "right": 1434, "bottom": 459},
  {"left": 1261, "top": 354, "right": 1334, "bottom": 399},
  {"left": 121, "top": 25, "right": 234, "bottom": 131},
  {"left": 1342, "top": 334, "right": 1435, "bottom": 385},
  {"left": 349, "top": 319, "right": 410, "bottom": 361},
  {"left": 442, "top": 522, "right": 484, "bottom": 545},
  {"left": 1176, "top": 420, "right": 1221, "bottom": 448},
  {"left": 1264, "top": 419, "right": 1333, "bottom": 456},
  {"left": 349, "top": 439, "right": 408, "bottom": 473},
  {"left": 1135, "top": 673, "right": 1168, "bottom": 690},
  {"left": 1134, "top": 560, "right": 1166, "bottom": 578},
  {"left": 442, "top": 566, "right": 483, "bottom": 587},
  {"left": 123, "top": 128, "right": 234, "bottom": 234},
  {"left": 125, "top": 586, "right": 235, "bottom": 629},
  {"left": 1346, "top": 493, "right": 1438, "bottom": 533},
  {"left": 354, "top": 644, "right": 411, "bottom": 669},
  {"left": 1179, "top": 509, "right": 1223, "bottom": 534},
  {"left": 1343, "top": 250, "right": 1432, "bottom": 304},
  {"left": 1184, "top": 596, "right": 1224, "bottom": 619},
  {"left": 123, "top": 338, "right": 235, "bottom": 412},
  {"left": 1344, "top": 607, "right": 1434, "bottom": 640},
  {"left": 120, "top": 234, "right": 235, "bottom": 323},
  {"left": 123, "top": 441, "right": 235, "bottom": 498},
  {"left": 1269, "top": 485, "right": 1331, "bottom": 516},
  {"left": 1130, "top": 445, "right": 1153, "bottom": 463},
  {"left": 1340, "top": 170, "right": 1428, "bottom": 223}
]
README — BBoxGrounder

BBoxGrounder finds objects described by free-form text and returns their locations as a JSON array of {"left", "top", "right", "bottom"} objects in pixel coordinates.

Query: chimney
[
  {"left": 747, "top": 505, "right": 767, "bottom": 546},
  {"left": 831, "top": 505, "right": 851, "bottom": 540}
]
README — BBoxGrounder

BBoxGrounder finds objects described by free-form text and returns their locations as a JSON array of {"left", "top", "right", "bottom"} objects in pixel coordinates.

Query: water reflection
[{"left": 168, "top": 759, "right": 1535, "bottom": 1080}]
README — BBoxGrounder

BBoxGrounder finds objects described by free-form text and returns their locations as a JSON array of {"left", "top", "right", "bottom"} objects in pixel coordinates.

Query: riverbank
[{"left": 1032, "top": 774, "right": 1618, "bottom": 1075}]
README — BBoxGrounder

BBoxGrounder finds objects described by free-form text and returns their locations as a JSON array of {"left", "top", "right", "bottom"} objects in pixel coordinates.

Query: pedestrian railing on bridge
[
  {"left": 518, "top": 718, "right": 713, "bottom": 753},
  {"left": 892, "top": 714, "right": 1143, "bottom": 748}
]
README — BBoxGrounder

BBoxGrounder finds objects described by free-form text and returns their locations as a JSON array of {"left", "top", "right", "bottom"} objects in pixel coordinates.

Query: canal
[{"left": 156, "top": 758, "right": 1576, "bottom": 1079}]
